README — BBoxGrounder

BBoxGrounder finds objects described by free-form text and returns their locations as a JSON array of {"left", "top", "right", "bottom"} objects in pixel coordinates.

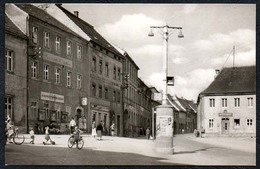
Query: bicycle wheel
[
  {"left": 68, "top": 136, "right": 74, "bottom": 148},
  {"left": 76, "top": 139, "right": 84, "bottom": 150},
  {"left": 13, "top": 133, "right": 25, "bottom": 145}
]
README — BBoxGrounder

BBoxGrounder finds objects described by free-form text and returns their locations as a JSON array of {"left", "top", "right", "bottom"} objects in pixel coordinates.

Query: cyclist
[
  {"left": 72, "top": 127, "right": 83, "bottom": 144},
  {"left": 6, "top": 116, "right": 14, "bottom": 143}
]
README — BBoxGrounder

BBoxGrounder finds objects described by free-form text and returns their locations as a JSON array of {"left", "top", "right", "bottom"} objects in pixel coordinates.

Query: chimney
[
  {"left": 74, "top": 11, "right": 79, "bottom": 17},
  {"left": 215, "top": 69, "right": 220, "bottom": 78}
]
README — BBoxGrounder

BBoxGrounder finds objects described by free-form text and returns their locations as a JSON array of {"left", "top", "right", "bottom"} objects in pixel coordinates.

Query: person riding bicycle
[
  {"left": 72, "top": 127, "right": 83, "bottom": 143},
  {"left": 5, "top": 116, "right": 14, "bottom": 143}
]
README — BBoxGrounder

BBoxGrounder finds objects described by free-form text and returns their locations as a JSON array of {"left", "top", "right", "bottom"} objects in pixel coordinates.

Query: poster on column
[{"left": 156, "top": 116, "right": 173, "bottom": 137}]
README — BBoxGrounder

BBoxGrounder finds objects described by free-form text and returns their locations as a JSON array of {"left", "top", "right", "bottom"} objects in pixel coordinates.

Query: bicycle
[
  {"left": 6, "top": 127, "right": 25, "bottom": 145},
  {"left": 68, "top": 134, "right": 84, "bottom": 150}
]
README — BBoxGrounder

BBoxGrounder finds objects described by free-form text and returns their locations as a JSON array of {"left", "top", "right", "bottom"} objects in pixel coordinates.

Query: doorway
[{"left": 221, "top": 118, "right": 230, "bottom": 134}]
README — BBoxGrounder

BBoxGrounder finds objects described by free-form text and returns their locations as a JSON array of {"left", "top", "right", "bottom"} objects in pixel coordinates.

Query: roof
[
  {"left": 57, "top": 4, "right": 122, "bottom": 57},
  {"left": 200, "top": 66, "right": 256, "bottom": 95},
  {"left": 5, "top": 14, "right": 27, "bottom": 39},
  {"left": 176, "top": 96, "right": 197, "bottom": 113},
  {"left": 15, "top": 4, "right": 80, "bottom": 39}
]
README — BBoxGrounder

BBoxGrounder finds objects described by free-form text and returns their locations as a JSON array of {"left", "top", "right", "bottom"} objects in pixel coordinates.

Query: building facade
[
  {"left": 6, "top": 4, "right": 90, "bottom": 133},
  {"left": 197, "top": 66, "right": 256, "bottom": 136},
  {"left": 57, "top": 4, "right": 124, "bottom": 136},
  {"left": 5, "top": 14, "right": 28, "bottom": 133}
]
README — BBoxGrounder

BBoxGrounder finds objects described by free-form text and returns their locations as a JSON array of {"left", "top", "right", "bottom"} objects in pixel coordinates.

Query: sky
[{"left": 63, "top": 3, "right": 256, "bottom": 101}]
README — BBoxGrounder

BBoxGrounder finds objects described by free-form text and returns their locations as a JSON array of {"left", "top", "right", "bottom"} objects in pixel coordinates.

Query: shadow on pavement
[
  {"left": 173, "top": 147, "right": 217, "bottom": 155},
  {"left": 5, "top": 144, "right": 187, "bottom": 165}
]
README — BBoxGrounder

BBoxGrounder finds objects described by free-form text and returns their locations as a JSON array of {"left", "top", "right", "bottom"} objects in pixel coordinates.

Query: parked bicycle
[
  {"left": 6, "top": 127, "right": 25, "bottom": 145},
  {"left": 68, "top": 127, "right": 84, "bottom": 149}
]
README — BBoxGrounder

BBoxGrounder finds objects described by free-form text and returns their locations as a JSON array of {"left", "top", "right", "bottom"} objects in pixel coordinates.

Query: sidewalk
[{"left": 184, "top": 134, "right": 256, "bottom": 153}]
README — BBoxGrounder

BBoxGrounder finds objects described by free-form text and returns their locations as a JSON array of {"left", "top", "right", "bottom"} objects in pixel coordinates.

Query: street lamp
[
  {"left": 148, "top": 25, "right": 183, "bottom": 105},
  {"left": 148, "top": 24, "right": 184, "bottom": 154}
]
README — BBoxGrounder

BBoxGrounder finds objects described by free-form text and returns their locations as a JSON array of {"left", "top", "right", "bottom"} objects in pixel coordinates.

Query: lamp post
[{"left": 148, "top": 24, "right": 184, "bottom": 154}]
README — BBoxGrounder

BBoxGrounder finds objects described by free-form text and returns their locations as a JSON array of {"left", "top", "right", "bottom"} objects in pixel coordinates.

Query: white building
[{"left": 197, "top": 66, "right": 256, "bottom": 137}]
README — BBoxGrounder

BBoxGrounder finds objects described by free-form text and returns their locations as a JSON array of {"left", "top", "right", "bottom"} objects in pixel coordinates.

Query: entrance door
[
  {"left": 221, "top": 118, "right": 229, "bottom": 134},
  {"left": 117, "top": 115, "right": 120, "bottom": 136}
]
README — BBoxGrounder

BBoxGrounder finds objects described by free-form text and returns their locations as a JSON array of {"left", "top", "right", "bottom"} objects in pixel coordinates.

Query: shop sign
[
  {"left": 81, "top": 97, "right": 87, "bottom": 106},
  {"left": 91, "top": 104, "right": 109, "bottom": 112},
  {"left": 43, "top": 52, "right": 72, "bottom": 68},
  {"left": 219, "top": 113, "right": 233, "bottom": 117},
  {"left": 41, "top": 92, "right": 64, "bottom": 103}
]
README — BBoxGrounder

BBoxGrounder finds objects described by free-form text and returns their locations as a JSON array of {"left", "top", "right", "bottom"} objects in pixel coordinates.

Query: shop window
[{"left": 234, "top": 119, "right": 240, "bottom": 128}]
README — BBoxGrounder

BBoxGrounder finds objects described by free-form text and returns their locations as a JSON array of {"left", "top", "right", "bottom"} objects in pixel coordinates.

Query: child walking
[{"left": 29, "top": 128, "right": 35, "bottom": 144}]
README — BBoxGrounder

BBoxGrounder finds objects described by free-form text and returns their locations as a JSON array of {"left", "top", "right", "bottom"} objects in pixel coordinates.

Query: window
[
  {"left": 234, "top": 119, "right": 240, "bottom": 128},
  {"left": 113, "top": 66, "right": 116, "bottom": 80},
  {"left": 31, "top": 101, "right": 38, "bottom": 119},
  {"left": 5, "top": 49, "right": 13, "bottom": 72},
  {"left": 209, "top": 119, "right": 214, "bottom": 129},
  {"left": 67, "top": 71, "right": 72, "bottom": 87},
  {"left": 92, "top": 83, "right": 96, "bottom": 96},
  {"left": 209, "top": 98, "right": 215, "bottom": 107},
  {"left": 67, "top": 40, "right": 72, "bottom": 56},
  {"left": 118, "top": 68, "right": 121, "bottom": 81},
  {"left": 117, "top": 91, "right": 120, "bottom": 103},
  {"left": 234, "top": 98, "right": 240, "bottom": 107},
  {"left": 43, "top": 64, "right": 50, "bottom": 81},
  {"left": 105, "top": 62, "right": 109, "bottom": 77},
  {"left": 105, "top": 88, "right": 108, "bottom": 99},
  {"left": 44, "top": 32, "right": 50, "bottom": 48},
  {"left": 247, "top": 119, "right": 253, "bottom": 128},
  {"left": 222, "top": 98, "right": 227, "bottom": 107},
  {"left": 5, "top": 97, "right": 13, "bottom": 119},
  {"left": 32, "top": 27, "right": 38, "bottom": 44},
  {"left": 77, "top": 74, "right": 82, "bottom": 89},
  {"left": 55, "top": 67, "right": 61, "bottom": 84},
  {"left": 248, "top": 97, "right": 253, "bottom": 107},
  {"left": 92, "top": 57, "right": 96, "bottom": 71},
  {"left": 99, "top": 85, "right": 102, "bottom": 98},
  {"left": 113, "top": 91, "right": 116, "bottom": 102},
  {"left": 55, "top": 36, "right": 61, "bottom": 53},
  {"left": 77, "top": 45, "right": 82, "bottom": 59},
  {"left": 99, "top": 60, "right": 103, "bottom": 74},
  {"left": 31, "top": 61, "right": 38, "bottom": 78}
]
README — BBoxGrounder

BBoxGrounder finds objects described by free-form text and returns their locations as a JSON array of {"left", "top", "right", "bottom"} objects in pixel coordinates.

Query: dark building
[
  {"left": 5, "top": 14, "right": 28, "bottom": 133},
  {"left": 7, "top": 4, "right": 90, "bottom": 133},
  {"left": 56, "top": 4, "right": 124, "bottom": 136}
]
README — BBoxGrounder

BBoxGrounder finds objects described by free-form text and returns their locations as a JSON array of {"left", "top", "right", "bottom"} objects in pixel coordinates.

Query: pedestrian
[
  {"left": 69, "top": 117, "right": 76, "bottom": 134},
  {"left": 146, "top": 127, "right": 150, "bottom": 140},
  {"left": 78, "top": 116, "right": 84, "bottom": 131},
  {"left": 110, "top": 122, "right": 115, "bottom": 136},
  {"left": 96, "top": 121, "right": 103, "bottom": 141},
  {"left": 91, "top": 121, "right": 96, "bottom": 139},
  {"left": 83, "top": 116, "right": 87, "bottom": 133},
  {"left": 43, "top": 126, "right": 55, "bottom": 145},
  {"left": 29, "top": 127, "right": 35, "bottom": 144}
]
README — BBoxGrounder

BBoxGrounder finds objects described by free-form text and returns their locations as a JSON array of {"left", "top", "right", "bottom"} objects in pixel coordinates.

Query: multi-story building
[
  {"left": 166, "top": 95, "right": 197, "bottom": 134},
  {"left": 57, "top": 4, "right": 124, "bottom": 136},
  {"left": 197, "top": 66, "right": 256, "bottom": 136},
  {"left": 6, "top": 4, "right": 90, "bottom": 133},
  {"left": 5, "top": 14, "right": 28, "bottom": 133}
]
